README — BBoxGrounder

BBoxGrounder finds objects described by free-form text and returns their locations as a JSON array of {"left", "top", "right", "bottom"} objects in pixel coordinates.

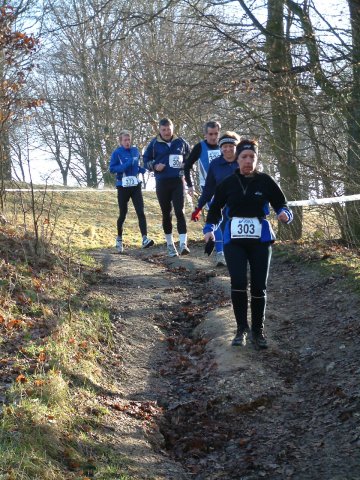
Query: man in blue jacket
[
  {"left": 109, "top": 130, "right": 154, "bottom": 253},
  {"left": 143, "top": 118, "right": 190, "bottom": 257}
]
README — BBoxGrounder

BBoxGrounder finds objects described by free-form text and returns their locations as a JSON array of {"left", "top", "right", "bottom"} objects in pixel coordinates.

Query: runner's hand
[
  {"left": 191, "top": 207, "right": 202, "bottom": 222},
  {"left": 187, "top": 187, "right": 194, "bottom": 197},
  {"left": 204, "top": 232, "right": 215, "bottom": 243},
  {"left": 277, "top": 211, "right": 289, "bottom": 223},
  {"left": 155, "top": 163, "right": 166, "bottom": 172}
]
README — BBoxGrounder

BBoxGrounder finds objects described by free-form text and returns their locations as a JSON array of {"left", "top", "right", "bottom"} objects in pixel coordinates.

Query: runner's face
[
  {"left": 205, "top": 127, "right": 220, "bottom": 146},
  {"left": 237, "top": 149, "right": 257, "bottom": 175},
  {"left": 121, "top": 135, "right": 131, "bottom": 149},
  {"left": 221, "top": 143, "right": 236, "bottom": 161},
  {"left": 159, "top": 124, "right": 173, "bottom": 141}
]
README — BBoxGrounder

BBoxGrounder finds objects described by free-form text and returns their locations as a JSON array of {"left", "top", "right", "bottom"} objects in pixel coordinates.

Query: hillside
[{"left": 0, "top": 193, "right": 359, "bottom": 479}]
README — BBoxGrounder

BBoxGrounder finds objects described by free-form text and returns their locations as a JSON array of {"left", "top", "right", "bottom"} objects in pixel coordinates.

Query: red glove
[{"left": 191, "top": 207, "right": 202, "bottom": 222}]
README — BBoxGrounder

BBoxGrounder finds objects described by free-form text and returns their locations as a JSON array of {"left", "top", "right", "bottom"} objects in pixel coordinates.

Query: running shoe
[
  {"left": 167, "top": 244, "right": 179, "bottom": 257},
  {"left": 215, "top": 251, "right": 226, "bottom": 267},
  {"left": 232, "top": 329, "right": 248, "bottom": 347},
  {"left": 142, "top": 237, "right": 155, "bottom": 249},
  {"left": 115, "top": 237, "right": 123, "bottom": 253},
  {"left": 179, "top": 243, "right": 190, "bottom": 255},
  {"left": 250, "top": 330, "right": 268, "bottom": 349}
]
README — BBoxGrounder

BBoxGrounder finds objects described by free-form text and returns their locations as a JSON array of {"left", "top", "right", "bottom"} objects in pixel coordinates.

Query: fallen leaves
[
  {"left": 15, "top": 374, "right": 27, "bottom": 383},
  {"left": 108, "top": 400, "right": 163, "bottom": 423}
]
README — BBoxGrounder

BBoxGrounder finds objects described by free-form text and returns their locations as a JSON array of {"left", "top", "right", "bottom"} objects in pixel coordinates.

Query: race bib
[
  {"left": 230, "top": 217, "right": 262, "bottom": 239},
  {"left": 122, "top": 176, "right": 138, "bottom": 187},
  {"left": 169, "top": 154, "right": 183, "bottom": 168},
  {"left": 208, "top": 149, "right": 221, "bottom": 162}
]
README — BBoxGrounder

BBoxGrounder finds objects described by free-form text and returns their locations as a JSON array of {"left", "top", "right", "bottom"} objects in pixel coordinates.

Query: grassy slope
[
  {"left": 3, "top": 189, "right": 202, "bottom": 251},
  {"left": 0, "top": 188, "right": 203, "bottom": 480},
  {"left": 0, "top": 188, "right": 359, "bottom": 479}
]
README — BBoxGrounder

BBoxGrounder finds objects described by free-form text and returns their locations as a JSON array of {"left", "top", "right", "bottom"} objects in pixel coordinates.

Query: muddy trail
[{"left": 91, "top": 242, "right": 360, "bottom": 480}]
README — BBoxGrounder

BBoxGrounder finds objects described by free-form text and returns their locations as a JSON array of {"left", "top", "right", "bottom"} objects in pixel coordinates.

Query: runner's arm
[
  {"left": 184, "top": 143, "right": 202, "bottom": 188},
  {"left": 109, "top": 152, "right": 131, "bottom": 174},
  {"left": 143, "top": 140, "right": 156, "bottom": 171}
]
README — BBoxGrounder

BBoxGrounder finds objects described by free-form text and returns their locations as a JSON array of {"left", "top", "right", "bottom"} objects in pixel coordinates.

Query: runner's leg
[
  {"left": 224, "top": 242, "right": 250, "bottom": 332},
  {"left": 248, "top": 241, "right": 272, "bottom": 334},
  {"left": 117, "top": 186, "right": 132, "bottom": 237},
  {"left": 131, "top": 184, "right": 147, "bottom": 237}
]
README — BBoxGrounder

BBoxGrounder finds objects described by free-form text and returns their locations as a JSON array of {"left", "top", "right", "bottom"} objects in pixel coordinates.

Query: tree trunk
[
  {"left": 0, "top": 51, "right": 11, "bottom": 182},
  {"left": 345, "top": 0, "right": 360, "bottom": 244},
  {"left": 0, "top": 126, "right": 12, "bottom": 181},
  {"left": 265, "top": 0, "right": 302, "bottom": 239}
]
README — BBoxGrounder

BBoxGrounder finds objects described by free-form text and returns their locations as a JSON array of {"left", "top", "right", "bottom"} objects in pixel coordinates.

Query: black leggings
[
  {"left": 156, "top": 177, "right": 187, "bottom": 235},
  {"left": 224, "top": 240, "right": 272, "bottom": 333},
  {"left": 117, "top": 184, "right": 147, "bottom": 237}
]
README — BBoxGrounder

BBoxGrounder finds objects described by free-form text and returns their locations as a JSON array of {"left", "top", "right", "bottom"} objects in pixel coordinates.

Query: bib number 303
[{"left": 230, "top": 217, "right": 262, "bottom": 239}]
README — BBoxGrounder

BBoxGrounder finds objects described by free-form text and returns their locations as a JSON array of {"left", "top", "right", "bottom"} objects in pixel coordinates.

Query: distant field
[
  {"left": 3, "top": 188, "right": 203, "bottom": 251},
  {"left": 2, "top": 181, "right": 345, "bottom": 254}
]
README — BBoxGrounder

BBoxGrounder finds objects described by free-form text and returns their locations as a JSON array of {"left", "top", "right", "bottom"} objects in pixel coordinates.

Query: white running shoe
[
  {"left": 215, "top": 251, "right": 226, "bottom": 266},
  {"left": 115, "top": 237, "right": 123, "bottom": 253},
  {"left": 179, "top": 243, "right": 190, "bottom": 255},
  {"left": 167, "top": 244, "right": 178, "bottom": 257},
  {"left": 142, "top": 237, "right": 155, "bottom": 249}
]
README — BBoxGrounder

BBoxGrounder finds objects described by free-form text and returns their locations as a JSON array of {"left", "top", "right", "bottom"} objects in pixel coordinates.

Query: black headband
[
  {"left": 219, "top": 137, "right": 237, "bottom": 147},
  {"left": 236, "top": 143, "right": 258, "bottom": 155}
]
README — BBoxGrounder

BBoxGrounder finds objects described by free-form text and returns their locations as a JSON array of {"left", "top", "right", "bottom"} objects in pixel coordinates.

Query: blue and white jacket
[
  {"left": 203, "top": 169, "right": 293, "bottom": 243},
  {"left": 109, "top": 146, "right": 145, "bottom": 187},
  {"left": 197, "top": 155, "right": 238, "bottom": 209},
  {"left": 143, "top": 135, "right": 190, "bottom": 182}
]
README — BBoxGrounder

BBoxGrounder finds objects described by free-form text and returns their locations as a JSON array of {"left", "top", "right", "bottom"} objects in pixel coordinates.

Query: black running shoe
[
  {"left": 250, "top": 331, "right": 268, "bottom": 349},
  {"left": 232, "top": 330, "right": 248, "bottom": 347}
]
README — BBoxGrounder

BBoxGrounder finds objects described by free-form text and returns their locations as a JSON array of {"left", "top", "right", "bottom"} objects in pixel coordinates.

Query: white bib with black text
[
  {"left": 169, "top": 154, "right": 183, "bottom": 168},
  {"left": 122, "top": 176, "right": 138, "bottom": 187},
  {"left": 230, "top": 217, "right": 262, "bottom": 239}
]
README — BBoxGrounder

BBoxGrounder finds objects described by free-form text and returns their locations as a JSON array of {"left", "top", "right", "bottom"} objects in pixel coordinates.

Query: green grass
[
  {"left": 275, "top": 240, "right": 360, "bottom": 293},
  {"left": 0, "top": 216, "right": 138, "bottom": 479},
  {"left": 3, "top": 188, "right": 202, "bottom": 251}
]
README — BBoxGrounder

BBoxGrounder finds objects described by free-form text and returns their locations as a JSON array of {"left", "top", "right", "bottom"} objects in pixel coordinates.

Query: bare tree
[{"left": 0, "top": 2, "right": 40, "bottom": 189}]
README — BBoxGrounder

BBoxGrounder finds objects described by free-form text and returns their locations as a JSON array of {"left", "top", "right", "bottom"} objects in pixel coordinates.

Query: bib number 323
[
  {"left": 230, "top": 217, "right": 262, "bottom": 239},
  {"left": 122, "top": 176, "right": 138, "bottom": 187}
]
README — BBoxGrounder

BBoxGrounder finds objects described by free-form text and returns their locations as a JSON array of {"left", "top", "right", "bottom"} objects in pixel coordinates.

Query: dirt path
[{"left": 91, "top": 242, "right": 360, "bottom": 480}]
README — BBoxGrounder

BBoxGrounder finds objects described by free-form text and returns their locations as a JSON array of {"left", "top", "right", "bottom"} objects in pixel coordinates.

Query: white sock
[
  {"left": 179, "top": 233, "right": 187, "bottom": 245},
  {"left": 165, "top": 234, "right": 174, "bottom": 245}
]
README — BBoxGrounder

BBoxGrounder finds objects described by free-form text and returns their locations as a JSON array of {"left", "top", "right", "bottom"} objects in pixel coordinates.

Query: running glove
[
  {"left": 191, "top": 207, "right": 202, "bottom": 222},
  {"left": 204, "top": 238, "right": 215, "bottom": 256}
]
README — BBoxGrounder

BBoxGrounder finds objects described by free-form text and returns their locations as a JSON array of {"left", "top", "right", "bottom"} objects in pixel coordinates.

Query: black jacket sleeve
[{"left": 184, "top": 142, "right": 202, "bottom": 187}]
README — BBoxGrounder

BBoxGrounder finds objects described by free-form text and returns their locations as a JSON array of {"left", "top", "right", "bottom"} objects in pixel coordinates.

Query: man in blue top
[
  {"left": 184, "top": 120, "right": 227, "bottom": 265},
  {"left": 143, "top": 118, "right": 191, "bottom": 257},
  {"left": 184, "top": 120, "right": 221, "bottom": 195},
  {"left": 189, "top": 131, "right": 240, "bottom": 266},
  {"left": 109, "top": 130, "right": 154, "bottom": 253}
]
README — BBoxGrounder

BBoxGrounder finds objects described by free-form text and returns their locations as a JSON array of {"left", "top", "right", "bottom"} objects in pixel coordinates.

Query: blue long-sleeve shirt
[
  {"left": 197, "top": 155, "right": 238, "bottom": 209},
  {"left": 109, "top": 146, "right": 145, "bottom": 187}
]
